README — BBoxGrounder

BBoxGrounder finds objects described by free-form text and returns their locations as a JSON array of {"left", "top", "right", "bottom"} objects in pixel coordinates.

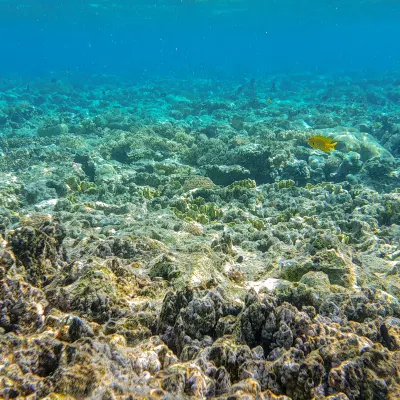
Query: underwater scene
[{"left": 1, "top": 0, "right": 400, "bottom": 399}]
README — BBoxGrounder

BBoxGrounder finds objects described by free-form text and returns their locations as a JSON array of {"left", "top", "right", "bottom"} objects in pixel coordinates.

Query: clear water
[{"left": 1, "top": 0, "right": 399, "bottom": 78}]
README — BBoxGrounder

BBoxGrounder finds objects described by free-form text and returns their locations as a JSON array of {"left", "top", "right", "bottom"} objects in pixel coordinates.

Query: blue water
[{"left": 1, "top": 0, "right": 400, "bottom": 78}]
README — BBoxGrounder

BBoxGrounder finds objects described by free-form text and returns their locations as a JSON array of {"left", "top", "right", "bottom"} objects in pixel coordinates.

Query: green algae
[
  {"left": 141, "top": 186, "right": 161, "bottom": 200},
  {"left": 65, "top": 176, "right": 98, "bottom": 194},
  {"left": 227, "top": 179, "right": 257, "bottom": 190},
  {"left": 274, "top": 179, "right": 296, "bottom": 189},
  {"left": 172, "top": 196, "right": 223, "bottom": 224},
  {"left": 182, "top": 175, "right": 216, "bottom": 191}
]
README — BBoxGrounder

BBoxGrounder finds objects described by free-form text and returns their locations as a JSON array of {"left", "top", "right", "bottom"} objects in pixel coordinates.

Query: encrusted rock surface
[{"left": 0, "top": 73, "right": 399, "bottom": 399}]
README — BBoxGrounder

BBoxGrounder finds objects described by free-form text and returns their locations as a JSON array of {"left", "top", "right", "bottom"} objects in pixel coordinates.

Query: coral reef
[{"left": 0, "top": 72, "right": 399, "bottom": 399}]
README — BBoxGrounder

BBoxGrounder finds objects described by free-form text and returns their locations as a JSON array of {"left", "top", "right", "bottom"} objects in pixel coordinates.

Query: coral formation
[{"left": 0, "top": 72, "right": 399, "bottom": 399}]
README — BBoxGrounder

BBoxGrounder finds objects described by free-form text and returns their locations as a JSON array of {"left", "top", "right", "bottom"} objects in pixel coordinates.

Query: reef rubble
[{"left": 0, "top": 72, "right": 399, "bottom": 399}]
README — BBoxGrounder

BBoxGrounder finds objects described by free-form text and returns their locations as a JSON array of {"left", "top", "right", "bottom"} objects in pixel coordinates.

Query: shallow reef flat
[{"left": 0, "top": 72, "right": 399, "bottom": 399}]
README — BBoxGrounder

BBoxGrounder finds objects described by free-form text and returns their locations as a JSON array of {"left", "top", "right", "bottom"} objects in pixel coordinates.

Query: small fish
[
  {"left": 266, "top": 97, "right": 273, "bottom": 104},
  {"left": 307, "top": 135, "right": 338, "bottom": 152}
]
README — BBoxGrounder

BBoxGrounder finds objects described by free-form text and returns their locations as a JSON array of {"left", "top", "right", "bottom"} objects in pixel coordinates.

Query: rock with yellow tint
[
  {"left": 182, "top": 175, "right": 217, "bottom": 192},
  {"left": 319, "top": 127, "right": 394, "bottom": 161},
  {"left": 279, "top": 248, "right": 357, "bottom": 288}
]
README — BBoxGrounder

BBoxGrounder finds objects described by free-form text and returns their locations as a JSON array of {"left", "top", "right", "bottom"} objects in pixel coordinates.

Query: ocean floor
[{"left": 0, "top": 72, "right": 400, "bottom": 399}]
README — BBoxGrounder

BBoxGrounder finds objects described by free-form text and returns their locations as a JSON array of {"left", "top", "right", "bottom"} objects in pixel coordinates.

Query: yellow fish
[{"left": 307, "top": 135, "right": 338, "bottom": 152}]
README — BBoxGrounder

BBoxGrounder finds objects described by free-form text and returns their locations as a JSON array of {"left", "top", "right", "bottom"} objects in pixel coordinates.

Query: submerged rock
[
  {"left": 38, "top": 123, "right": 68, "bottom": 137},
  {"left": 1, "top": 73, "right": 400, "bottom": 399}
]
